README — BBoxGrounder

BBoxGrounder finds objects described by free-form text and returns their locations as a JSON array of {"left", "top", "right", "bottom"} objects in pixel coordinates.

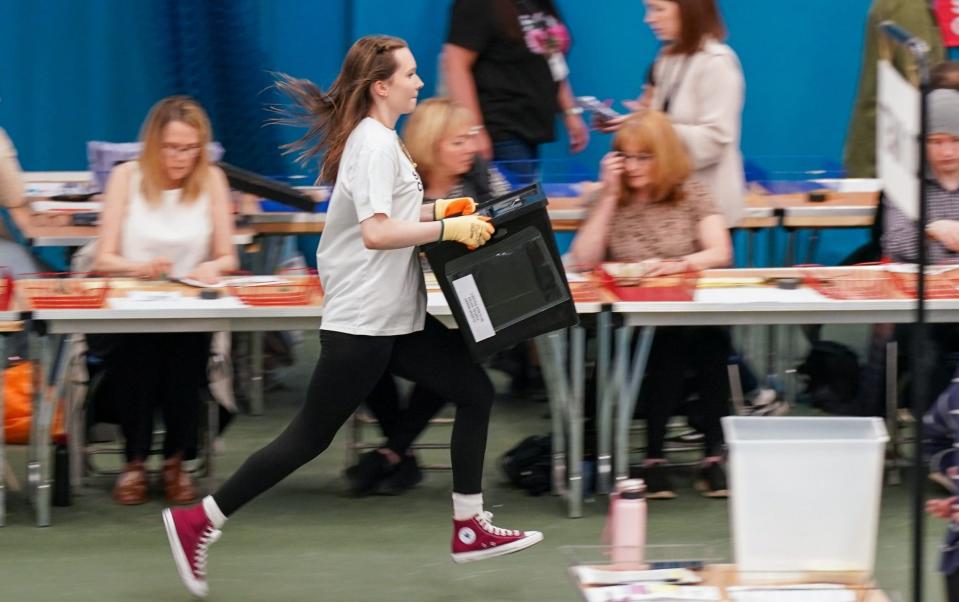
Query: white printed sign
[
  {"left": 451, "top": 274, "right": 496, "bottom": 342},
  {"left": 877, "top": 60, "right": 921, "bottom": 221}
]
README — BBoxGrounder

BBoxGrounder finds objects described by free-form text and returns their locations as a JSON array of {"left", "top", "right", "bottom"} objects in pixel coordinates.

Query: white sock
[
  {"left": 452, "top": 492, "right": 484, "bottom": 520},
  {"left": 202, "top": 496, "right": 227, "bottom": 530}
]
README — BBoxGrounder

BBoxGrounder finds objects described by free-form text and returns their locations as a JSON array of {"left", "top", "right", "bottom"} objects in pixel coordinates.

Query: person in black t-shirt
[{"left": 442, "top": 0, "right": 588, "bottom": 184}]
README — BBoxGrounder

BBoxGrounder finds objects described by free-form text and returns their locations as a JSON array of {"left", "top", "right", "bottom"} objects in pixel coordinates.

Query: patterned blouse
[{"left": 602, "top": 179, "right": 721, "bottom": 262}]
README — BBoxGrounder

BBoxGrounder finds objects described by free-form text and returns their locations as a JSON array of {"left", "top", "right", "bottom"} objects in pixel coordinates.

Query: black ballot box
[{"left": 423, "top": 183, "right": 578, "bottom": 362}]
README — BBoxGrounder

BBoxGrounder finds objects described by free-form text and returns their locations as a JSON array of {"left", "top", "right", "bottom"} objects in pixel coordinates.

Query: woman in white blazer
[{"left": 603, "top": 0, "right": 745, "bottom": 227}]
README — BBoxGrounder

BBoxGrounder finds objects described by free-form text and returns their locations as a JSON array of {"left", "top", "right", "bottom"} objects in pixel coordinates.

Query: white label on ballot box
[{"left": 452, "top": 275, "right": 495, "bottom": 342}]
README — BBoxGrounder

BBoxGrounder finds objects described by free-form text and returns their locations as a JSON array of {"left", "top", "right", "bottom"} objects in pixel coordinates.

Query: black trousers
[
  {"left": 91, "top": 332, "right": 211, "bottom": 463},
  {"left": 948, "top": 569, "right": 959, "bottom": 602},
  {"left": 643, "top": 326, "right": 731, "bottom": 459},
  {"left": 214, "top": 314, "right": 493, "bottom": 517},
  {"left": 364, "top": 374, "right": 447, "bottom": 457}
]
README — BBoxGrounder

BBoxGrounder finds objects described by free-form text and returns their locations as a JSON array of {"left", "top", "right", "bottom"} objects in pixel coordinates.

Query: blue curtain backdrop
[{"left": 0, "top": 0, "right": 897, "bottom": 262}]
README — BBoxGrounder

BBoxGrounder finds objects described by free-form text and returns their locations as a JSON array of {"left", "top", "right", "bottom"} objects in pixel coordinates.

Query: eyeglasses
[
  {"left": 620, "top": 152, "right": 654, "bottom": 163},
  {"left": 161, "top": 143, "right": 202, "bottom": 158}
]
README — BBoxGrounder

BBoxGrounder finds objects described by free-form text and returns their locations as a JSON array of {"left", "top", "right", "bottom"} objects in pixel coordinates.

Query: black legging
[
  {"left": 643, "top": 326, "right": 731, "bottom": 459},
  {"left": 949, "top": 569, "right": 959, "bottom": 602},
  {"left": 214, "top": 314, "right": 493, "bottom": 517}
]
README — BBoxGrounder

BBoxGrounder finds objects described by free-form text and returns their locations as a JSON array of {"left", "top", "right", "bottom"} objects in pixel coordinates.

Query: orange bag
[{"left": 3, "top": 361, "right": 65, "bottom": 445}]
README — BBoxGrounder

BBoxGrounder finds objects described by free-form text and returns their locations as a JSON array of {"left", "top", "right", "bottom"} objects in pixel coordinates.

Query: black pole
[
  {"left": 912, "top": 75, "right": 929, "bottom": 602},
  {"left": 878, "top": 21, "right": 931, "bottom": 602}
]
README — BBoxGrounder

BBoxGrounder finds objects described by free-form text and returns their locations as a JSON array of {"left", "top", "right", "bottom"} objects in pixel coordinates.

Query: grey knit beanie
[{"left": 928, "top": 88, "right": 959, "bottom": 137}]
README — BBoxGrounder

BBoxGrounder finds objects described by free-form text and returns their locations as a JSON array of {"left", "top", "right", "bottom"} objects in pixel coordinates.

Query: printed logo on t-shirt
[{"left": 517, "top": 11, "right": 570, "bottom": 56}]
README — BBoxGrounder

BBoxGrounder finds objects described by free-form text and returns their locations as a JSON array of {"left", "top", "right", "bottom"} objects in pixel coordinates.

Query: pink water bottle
[{"left": 610, "top": 479, "right": 647, "bottom": 566}]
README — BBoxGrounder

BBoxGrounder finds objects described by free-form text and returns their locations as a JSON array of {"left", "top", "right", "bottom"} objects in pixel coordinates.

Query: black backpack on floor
[
  {"left": 797, "top": 341, "right": 862, "bottom": 415},
  {"left": 500, "top": 435, "right": 552, "bottom": 496}
]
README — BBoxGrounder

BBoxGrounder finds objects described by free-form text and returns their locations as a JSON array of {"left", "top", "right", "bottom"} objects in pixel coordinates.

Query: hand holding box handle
[{"left": 433, "top": 196, "right": 476, "bottom": 220}]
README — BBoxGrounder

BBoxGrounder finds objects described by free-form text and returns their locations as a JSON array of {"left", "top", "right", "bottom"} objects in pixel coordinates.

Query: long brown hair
[
  {"left": 612, "top": 110, "right": 692, "bottom": 205},
  {"left": 664, "top": 0, "right": 726, "bottom": 56},
  {"left": 138, "top": 96, "right": 212, "bottom": 205},
  {"left": 272, "top": 35, "right": 408, "bottom": 184}
]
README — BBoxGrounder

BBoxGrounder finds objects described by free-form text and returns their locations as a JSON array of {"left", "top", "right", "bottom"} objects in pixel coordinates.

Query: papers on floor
[
  {"left": 582, "top": 584, "right": 720, "bottom": 602},
  {"left": 727, "top": 584, "right": 857, "bottom": 602},
  {"left": 572, "top": 566, "right": 702, "bottom": 586},
  {"left": 109, "top": 291, "right": 246, "bottom": 310}
]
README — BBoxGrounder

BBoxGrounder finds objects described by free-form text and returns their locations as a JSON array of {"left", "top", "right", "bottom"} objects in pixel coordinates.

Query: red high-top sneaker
[
  {"left": 451, "top": 511, "right": 543, "bottom": 563},
  {"left": 162, "top": 505, "right": 222, "bottom": 598}
]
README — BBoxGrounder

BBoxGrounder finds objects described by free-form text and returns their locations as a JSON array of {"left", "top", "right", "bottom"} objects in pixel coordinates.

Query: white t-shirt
[{"left": 316, "top": 117, "right": 427, "bottom": 336}]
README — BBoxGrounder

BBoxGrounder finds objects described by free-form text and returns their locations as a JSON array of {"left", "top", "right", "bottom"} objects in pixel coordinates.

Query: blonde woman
[
  {"left": 94, "top": 96, "right": 237, "bottom": 506},
  {"left": 570, "top": 111, "right": 732, "bottom": 499}
]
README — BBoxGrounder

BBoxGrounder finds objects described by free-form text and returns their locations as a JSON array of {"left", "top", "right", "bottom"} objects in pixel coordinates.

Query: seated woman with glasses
[
  {"left": 93, "top": 96, "right": 237, "bottom": 505},
  {"left": 344, "top": 97, "right": 511, "bottom": 496},
  {"left": 567, "top": 110, "right": 733, "bottom": 499}
]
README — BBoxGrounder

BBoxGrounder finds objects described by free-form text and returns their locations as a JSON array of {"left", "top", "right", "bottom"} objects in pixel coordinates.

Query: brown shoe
[
  {"left": 112, "top": 460, "right": 148, "bottom": 505},
  {"left": 163, "top": 457, "right": 198, "bottom": 505}
]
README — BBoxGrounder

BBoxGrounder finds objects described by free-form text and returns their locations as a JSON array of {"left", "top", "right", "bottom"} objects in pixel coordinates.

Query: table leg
[
  {"left": 250, "top": 332, "right": 264, "bottom": 416},
  {"left": 615, "top": 326, "right": 655, "bottom": 482},
  {"left": 568, "top": 326, "right": 585, "bottom": 518},
  {"left": 596, "top": 310, "right": 613, "bottom": 495},
  {"left": 535, "top": 331, "right": 568, "bottom": 498},
  {"left": 804, "top": 228, "right": 821, "bottom": 265},
  {"left": 885, "top": 341, "right": 901, "bottom": 486},
  {"left": 30, "top": 333, "right": 66, "bottom": 527}
]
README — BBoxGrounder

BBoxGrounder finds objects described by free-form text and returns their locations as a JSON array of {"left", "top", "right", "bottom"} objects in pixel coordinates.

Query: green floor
[{"left": 0, "top": 334, "right": 948, "bottom": 601}]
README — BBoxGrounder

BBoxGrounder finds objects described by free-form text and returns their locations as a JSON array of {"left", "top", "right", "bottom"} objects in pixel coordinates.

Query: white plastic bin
[{"left": 722, "top": 416, "right": 889, "bottom": 573}]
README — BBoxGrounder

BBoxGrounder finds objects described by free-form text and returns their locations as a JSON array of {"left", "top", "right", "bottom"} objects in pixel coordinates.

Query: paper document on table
[
  {"left": 813, "top": 178, "right": 881, "bottom": 193},
  {"left": 109, "top": 291, "right": 246, "bottom": 310},
  {"left": 426, "top": 291, "right": 448, "bottom": 307},
  {"left": 694, "top": 287, "right": 830, "bottom": 304},
  {"left": 727, "top": 584, "right": 856, "bottom": 602},
  {"left": 175, "top": 275, "right": 291, "bottom": 289},
  {"left": 30, "top": 200, "right": 103, "bottom": 213},
  {"left": 25, "top": 182, "right": 94, "bottom": 197}
]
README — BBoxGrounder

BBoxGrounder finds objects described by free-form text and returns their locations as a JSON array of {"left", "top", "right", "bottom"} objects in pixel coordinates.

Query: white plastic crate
[{"left": 722, "top": 416, "right": 889, "bottom": 573}]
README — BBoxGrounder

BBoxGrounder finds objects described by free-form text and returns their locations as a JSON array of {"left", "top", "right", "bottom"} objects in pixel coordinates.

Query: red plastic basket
[
  {"left": 20, "top": 273, "right": 110, "bottom": 309},
  {"left": 889, "top": 269, "right": 959, "bottom": 299},
  {"left": 804, "top": 269, "right": 901, "bottom": 300},
  {"left": 0, "top": 269, "right": 13, "bottom": 311},
  {"left": 277, "top": 267, "right": 322, "bottom": 294},
  {"left": 568, "top": 281, "right": 602, "bottom": 303},
  {"left": 596, "top": 266, "right": 698, "bottom": 302},
  {"left": 228, "top": 281, "right": 316, "bottom": 306}
]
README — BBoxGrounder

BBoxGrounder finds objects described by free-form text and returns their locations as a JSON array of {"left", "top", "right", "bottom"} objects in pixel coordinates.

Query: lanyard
[{"left": 659, "top": 55, "right": 691, "bottom": 115}]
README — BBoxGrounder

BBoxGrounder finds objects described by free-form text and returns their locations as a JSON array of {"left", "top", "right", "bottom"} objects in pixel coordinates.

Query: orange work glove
[{"left": 433, "top": 196, "right": 477, "bottom": 220}]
